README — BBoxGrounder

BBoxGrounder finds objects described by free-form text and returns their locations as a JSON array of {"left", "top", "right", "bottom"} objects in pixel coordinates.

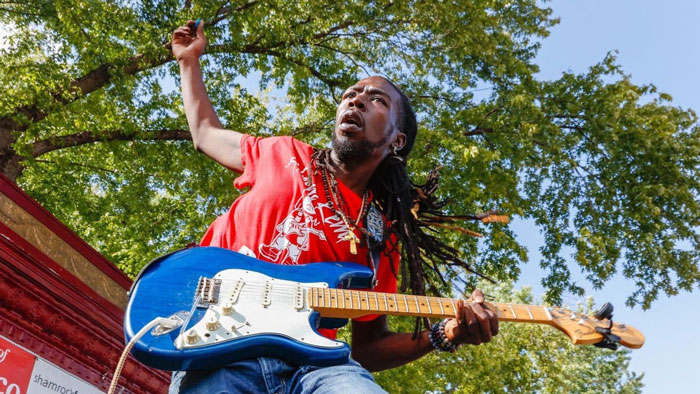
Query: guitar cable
[{"left": 108, "top": 316, "right": 180, "bottom": 394}]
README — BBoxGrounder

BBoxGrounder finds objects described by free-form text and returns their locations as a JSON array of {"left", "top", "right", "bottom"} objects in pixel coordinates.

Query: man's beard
[{"left": 331, "top": 132, "right": 389, "bottom": 165}]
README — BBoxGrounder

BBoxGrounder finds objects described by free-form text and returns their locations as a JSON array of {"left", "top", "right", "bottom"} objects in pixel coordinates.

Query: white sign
[
  {"left": 26, "top": 359, "right": 103, "bottom": 394},
  {"left": 1, "top": 336, "right": 103, "bottom": 394}
]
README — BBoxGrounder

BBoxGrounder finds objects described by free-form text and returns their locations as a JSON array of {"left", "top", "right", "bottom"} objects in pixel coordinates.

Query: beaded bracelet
[{"left": 429, "top": 319, "right": 460, "bottom": 352}]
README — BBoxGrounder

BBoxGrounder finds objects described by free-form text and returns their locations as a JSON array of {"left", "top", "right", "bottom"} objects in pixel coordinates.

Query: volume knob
[
  {"left": 186, "top": 329, "right": 199, "bottom": 344},
  {"left": 222, "top": 302, "right": 234, "bottom": 316},
  {"left": 206, "top": 316, "right": 220, "bottom": 331}
]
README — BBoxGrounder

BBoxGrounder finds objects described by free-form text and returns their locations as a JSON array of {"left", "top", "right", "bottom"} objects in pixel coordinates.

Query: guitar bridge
[{"left": 196, "top": 276, "right": 221, "bottom": 306}]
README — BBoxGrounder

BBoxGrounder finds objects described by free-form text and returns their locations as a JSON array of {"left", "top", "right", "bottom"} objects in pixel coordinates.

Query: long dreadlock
[{"left": 310, "top": 77, "right": 496, "bottom": 336}]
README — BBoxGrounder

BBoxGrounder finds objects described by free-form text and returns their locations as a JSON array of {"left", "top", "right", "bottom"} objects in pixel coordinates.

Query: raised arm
[{"left": 172, "top": 21, "right": 244, "bottom": 172}]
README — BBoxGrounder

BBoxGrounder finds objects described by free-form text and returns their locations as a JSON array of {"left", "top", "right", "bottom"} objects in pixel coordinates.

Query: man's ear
[{"left": 392, "top": 132, "right": 407, "bottom": 151}]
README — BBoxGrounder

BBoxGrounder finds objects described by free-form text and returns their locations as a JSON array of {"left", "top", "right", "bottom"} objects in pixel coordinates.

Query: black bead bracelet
[{"left": 429, "top": 319, "right": 460, "bottom": 352}]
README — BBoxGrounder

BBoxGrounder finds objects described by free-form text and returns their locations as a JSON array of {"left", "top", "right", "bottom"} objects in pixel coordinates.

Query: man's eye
[
  {"left": 344, "top": 93, "right": 355, "bottom": 99},
  {"left": 372, "top": 97, "right": 386, "bottom": 104}
]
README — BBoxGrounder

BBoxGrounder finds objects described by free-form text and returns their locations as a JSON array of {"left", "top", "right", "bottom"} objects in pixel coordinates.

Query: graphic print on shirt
[{"left": 258, "top": 157, "right": 353, "bottom": 265}]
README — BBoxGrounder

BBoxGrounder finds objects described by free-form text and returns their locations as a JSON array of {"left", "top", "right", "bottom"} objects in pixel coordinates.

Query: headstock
[{"left": 547, "top": 303, "right": 645, "bottom": 350}]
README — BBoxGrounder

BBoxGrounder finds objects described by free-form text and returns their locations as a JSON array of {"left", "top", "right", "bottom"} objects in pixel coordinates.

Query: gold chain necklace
[{"left": 319, "top": 165, "right": 369, "bottom": 254}]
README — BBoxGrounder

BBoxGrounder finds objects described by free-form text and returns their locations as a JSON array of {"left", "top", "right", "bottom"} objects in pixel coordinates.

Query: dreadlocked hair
[
  {"left": 308, "top": 148, "right": 489, "bottom": 337},
  {"left": 310, "top": 77, "right": 495, "bottom": 337},
  {"left": 371, "top": 156, "right": 496, "bottom": 337}
]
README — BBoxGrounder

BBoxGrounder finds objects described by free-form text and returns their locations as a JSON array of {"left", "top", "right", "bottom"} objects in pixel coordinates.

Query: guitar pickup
[
  {"left": 229, "top": 280, "right": 244, "bottom": 303},
  {"left": 293, "top": 284, "right": 304, "bottom": 310},
  {"left": 261, "top": 281, "right": 272, "bottom": 307}
]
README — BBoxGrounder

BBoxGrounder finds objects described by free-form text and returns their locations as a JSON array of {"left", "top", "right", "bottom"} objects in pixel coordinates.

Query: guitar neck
[{"left": 308, "top": 287, "right": 553, "bottom": 324}]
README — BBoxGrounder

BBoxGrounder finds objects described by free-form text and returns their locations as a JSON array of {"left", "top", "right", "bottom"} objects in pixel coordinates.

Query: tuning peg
[{"left": 594, "top": 302, "right": 614, "bottom": 320}]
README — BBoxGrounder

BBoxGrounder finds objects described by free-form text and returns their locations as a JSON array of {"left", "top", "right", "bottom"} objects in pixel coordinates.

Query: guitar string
[
  {"left": 199, "top": 291, "right": 559, "bottom": 323},
  {"left": 210, "top": 282, "right": 547, "bottom": 307},
  {"left": 233, "top": 289, "right": 512, "bottom": 316},
  {"left": 232, "top": 285, "right": 457, "bottom": 306},
  {"left": 200, "top": 278, "right": 555, "bottom": 315}
]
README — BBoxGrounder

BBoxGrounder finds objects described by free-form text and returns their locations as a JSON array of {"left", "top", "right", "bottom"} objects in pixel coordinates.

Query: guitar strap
[{"left": 364, "top": 202, "right": 385, "bottom": 289}]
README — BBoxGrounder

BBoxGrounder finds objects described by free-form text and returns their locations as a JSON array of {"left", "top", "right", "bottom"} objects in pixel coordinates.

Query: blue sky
[{"left": 515, "top": 1, "right": 699, "bottom": 392}]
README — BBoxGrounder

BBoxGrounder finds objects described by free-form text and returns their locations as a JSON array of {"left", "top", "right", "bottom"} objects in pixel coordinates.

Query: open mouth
[{"left": 340, "top": 111, "right": 363, "bottom": 128}]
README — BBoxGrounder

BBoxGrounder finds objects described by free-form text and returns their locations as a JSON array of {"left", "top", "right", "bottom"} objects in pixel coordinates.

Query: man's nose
[{"left": 348, "top": 95, "right": 365, "bottom": 110}]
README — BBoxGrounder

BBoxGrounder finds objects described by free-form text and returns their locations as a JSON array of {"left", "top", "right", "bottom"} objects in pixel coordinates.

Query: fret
[
  {"left": 383, "top": 293, "right": 389, "bottom": 311},
  {"left": 525, "top": 305, "right": 534, "bottom": 320},
  {"left": 438, "top": 298, "right": 445, "bottom": 315},
  {"left": 334, "top": 289, "right": 338, "bottom": 309},
  {"left": 543, "top": 305, "right": 552, "bottom": 321},
  {"left": 426, "top": 297, "right": 433, "bottom": 314},
  {"left": 403, "top": 295, "right": 409, "bottom": 312},
  {"left": 488, "top": 302, "right": 498, "bottom": 318},
  {"left": 393, "top": 294, "right": 398, "bottom": 312},
  {"left": 356, "top": 291, "right": 361, "bottom": 310},
  {"left": 374, "top": 292, "right": 380, "bottom": 311},
  {"left": 341, "top": 289, "right": 346, "bottom": 309},
  {"left": 451, "top": 299, "right": 457, "bottom": 314},
  {"left": 414, "top": 296, "right": 421, "bottom": 313},
  {"left": 509, "top": 304, "right": 516, "bottom": 319},
  {"left": 349, "top": 289, "right": 353, "bottom": 309}
]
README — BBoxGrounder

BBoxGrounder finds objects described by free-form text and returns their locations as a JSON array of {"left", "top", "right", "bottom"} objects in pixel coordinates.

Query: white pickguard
[{"left": 175, "top": 269, "right": 344, "bottom": 350}]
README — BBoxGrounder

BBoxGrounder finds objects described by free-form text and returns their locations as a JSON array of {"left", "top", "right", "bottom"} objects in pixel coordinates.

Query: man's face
[{"left": 332, "top": 76, "right": 404, "bottom": 164}]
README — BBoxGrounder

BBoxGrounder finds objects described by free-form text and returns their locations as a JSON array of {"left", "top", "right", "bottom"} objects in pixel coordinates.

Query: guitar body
[{"left": 124, "top": 247, "right": 374, "bottom": 371}]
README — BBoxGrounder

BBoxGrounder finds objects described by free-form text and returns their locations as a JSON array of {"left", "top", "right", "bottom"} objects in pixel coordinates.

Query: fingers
[
  {"left": 471, "top": 302, "right": 492, "bottom": 343},
  {"left": 172, "top": 20, "right": 206, "bottom": 60},
  {"left": 455, "top": 300, "right": 481, "bottom": 345},
  {"left": 173, "top": 20, "right": 205, "bottom": 40},
  {"left": 186, "top": 20, "right": 200, "bottom": 37},
  {"left": 450, "top": 290, "right": 499, "bottom": 346},
  {"left": 470, "top": 289, "right": 492, "bottom": 342},
  {"left": 472, "top": 288, "right": 485, "bottom": 304},
  {"left": 173, "top": 27, "right": 191, "bottom": 39}
]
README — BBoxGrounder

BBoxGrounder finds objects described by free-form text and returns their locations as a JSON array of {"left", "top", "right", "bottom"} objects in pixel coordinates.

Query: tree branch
[
  {"left": 463, "top": 127, "right": 493, "bottom": 136},
  {"left": 34, "top": 158, "right": 121, "bottom": 175},
  {"left": 289, "top": 120, "right": 333, "bottom": 136},
  {"left": 31, "top": 129, "right": 191, "bottom": 157},
  {"left": 1, "top": 13, "right": 353, "bottom": 134}
]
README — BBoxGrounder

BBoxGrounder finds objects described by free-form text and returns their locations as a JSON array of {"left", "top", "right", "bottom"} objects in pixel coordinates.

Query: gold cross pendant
[{"left": 345, "top": 231, "right": 359, "bottom": 255}]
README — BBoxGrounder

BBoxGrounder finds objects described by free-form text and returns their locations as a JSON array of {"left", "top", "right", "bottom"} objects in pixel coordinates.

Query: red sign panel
[{"left": 0, "top": 337, "right": 36, "bottom": 394}]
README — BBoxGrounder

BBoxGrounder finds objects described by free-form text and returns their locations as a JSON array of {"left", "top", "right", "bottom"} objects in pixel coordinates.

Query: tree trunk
[
  {"left": 0, "top": 130, "right": 23, "bottom": 182},
  {"left": 0, "top": 151, "right": 23, "bottom": 182}
]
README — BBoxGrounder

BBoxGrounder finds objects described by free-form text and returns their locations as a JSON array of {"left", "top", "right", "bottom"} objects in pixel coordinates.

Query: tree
[{"left": 1, "top": 1, "right": 698, "bottom": 305}]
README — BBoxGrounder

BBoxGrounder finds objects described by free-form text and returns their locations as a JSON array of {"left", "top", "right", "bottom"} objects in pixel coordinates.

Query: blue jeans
[{"left": 169, "top": 357, "right": 387, "bottom": 394}]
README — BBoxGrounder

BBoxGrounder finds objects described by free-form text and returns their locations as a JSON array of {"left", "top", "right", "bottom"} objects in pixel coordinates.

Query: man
[{"left": 170, "top": 20, "right": 498, "bottom": 393}]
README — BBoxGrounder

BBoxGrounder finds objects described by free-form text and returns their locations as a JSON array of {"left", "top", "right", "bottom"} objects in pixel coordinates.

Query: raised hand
[{"left": 172, "top": 20, "right": 206, "bottom": 62}]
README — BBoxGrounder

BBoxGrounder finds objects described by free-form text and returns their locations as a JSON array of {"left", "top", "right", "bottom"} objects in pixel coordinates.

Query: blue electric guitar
[{"left": 124, "top": 247, "right": 644, "bottom": 371}]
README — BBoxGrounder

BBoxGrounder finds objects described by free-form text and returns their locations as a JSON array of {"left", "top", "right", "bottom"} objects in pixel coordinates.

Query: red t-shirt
[{"left": 200, "top": 135, "right": 399, "bottom": 335}]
